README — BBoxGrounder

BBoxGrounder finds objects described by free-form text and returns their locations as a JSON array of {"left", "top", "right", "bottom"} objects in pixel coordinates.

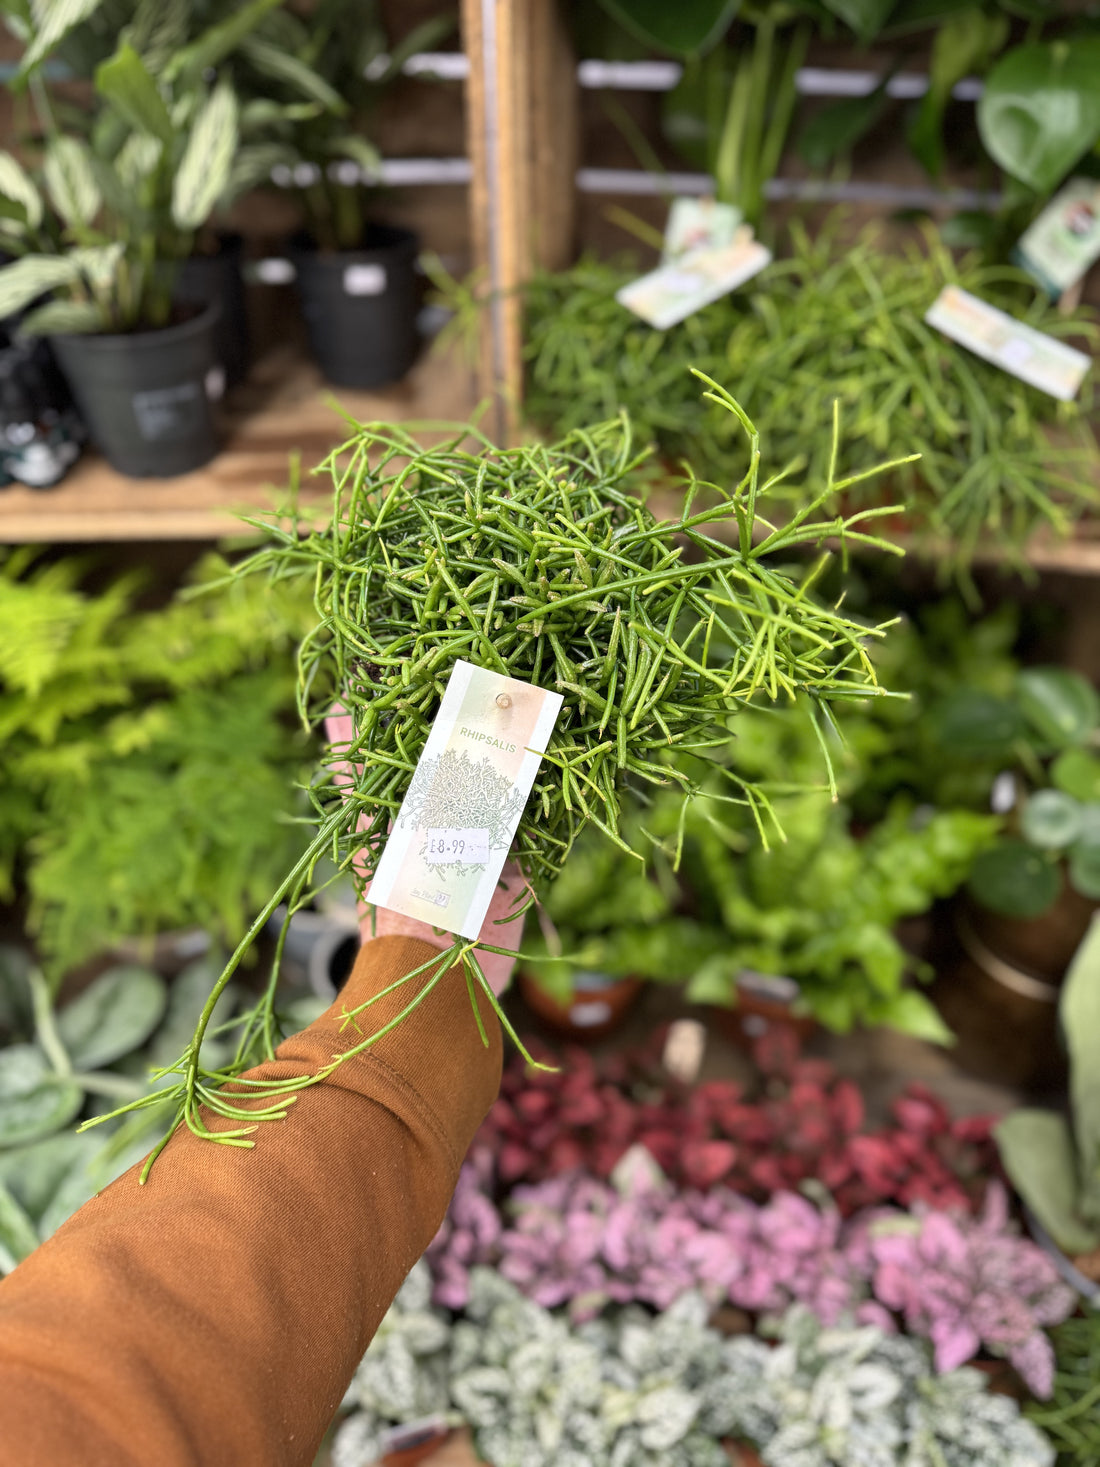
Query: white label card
[
  {"left": 368, "top": 661, "right": 563, "bottom": 941},
  {"left": 925, "top": 284, "right": 1090, "bottom": 402},
  {"left": 617, "top": 231, "right": 772, "bottom": 330}
]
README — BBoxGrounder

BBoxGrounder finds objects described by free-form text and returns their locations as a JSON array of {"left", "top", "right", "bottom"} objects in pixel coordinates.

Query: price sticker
[{"left": 424, "top": 828, "right": 491, "bottom": 865}]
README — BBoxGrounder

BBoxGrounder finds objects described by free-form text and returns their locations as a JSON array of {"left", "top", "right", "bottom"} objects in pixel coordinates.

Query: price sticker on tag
[
  {"left": 424, "top": 828, "right": 491, "bottom": 865},
  {"left": 369, "top": 661, "right": 563, "bottom": 940}
]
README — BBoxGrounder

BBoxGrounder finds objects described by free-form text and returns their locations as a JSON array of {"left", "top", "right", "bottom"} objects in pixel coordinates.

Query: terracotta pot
[
  {"left": 517, "top": 968, "right": 642, "bottom": 1040},
  {"left": 711, "top": 969, "right": 815, "bottom": 1052}
]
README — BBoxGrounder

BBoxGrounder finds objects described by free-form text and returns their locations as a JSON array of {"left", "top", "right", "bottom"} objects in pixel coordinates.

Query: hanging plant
[{"left": 87, "top": 378, "right": 910, "bottom": 1176}]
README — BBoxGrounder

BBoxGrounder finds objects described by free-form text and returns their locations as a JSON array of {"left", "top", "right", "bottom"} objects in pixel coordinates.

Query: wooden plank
[
  {"left": 461, "top": 0, "right": 578, "bottom": 439},
  {"left": 0, "top": 346, "right": 477, "bottom": 544}
]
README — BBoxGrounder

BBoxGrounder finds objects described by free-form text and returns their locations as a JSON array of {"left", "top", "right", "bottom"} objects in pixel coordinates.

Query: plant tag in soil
[
  {"left": 926, "top": 284, "right": 1090, "bottom": 402},
  {"left": 1015, "top": 178, "right": 1100, "bottom": 300},
  {"left": 616, "top": 228, "right": 771, "bottom": 330},
  {"left": 663, "top": 197, "right": 743, "bottom": 264},
  {"left": 368, "top": 661, "right": 562, "bottom": 940}
]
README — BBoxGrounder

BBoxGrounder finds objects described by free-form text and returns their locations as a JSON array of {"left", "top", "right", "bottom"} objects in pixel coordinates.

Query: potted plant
[
  {"left": 0, "top": 16, "right": 276, "bottom": 475},
  {"left": 995, "top": 915, "right": 1100, "bottom": 1302},
  {"left": 255, "top": 0, "right": 452, "bottom": 388}
]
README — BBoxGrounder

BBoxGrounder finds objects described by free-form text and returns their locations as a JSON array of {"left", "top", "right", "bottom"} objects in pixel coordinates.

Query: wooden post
[{"left": 462, "top": 0, "right": 578, "bottom": 443}]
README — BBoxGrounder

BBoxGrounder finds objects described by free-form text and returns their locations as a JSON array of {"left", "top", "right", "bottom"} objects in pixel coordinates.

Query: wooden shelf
[{"left": 0, "top": 346, "right": 478, "bottom": 544}]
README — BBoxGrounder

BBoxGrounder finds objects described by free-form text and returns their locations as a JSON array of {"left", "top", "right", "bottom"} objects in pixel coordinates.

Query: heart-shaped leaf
[
  {"left": 0, "top": 1046, "right": 82, "bottom": 1149},
  {"left": 978, "top": 40, "right": 1100, "bottom": 194},
  {"left": 931, "top": 688, "right": 1024, "bottom": 758},
  {"left": 1017, "top": 667, "right": 1100, "bottom": 749},
  {"left": 0, "top": 1179, "right": 39, "bottom": 1274},
  {"left": 56, "top": 965, "right": 167, "bottom": 1072},
  {"left": 968, "top": 839, "right": 1061, "bottom": 918},
  {"left": 1021, "top": 788, "right": 1083, "bottom": 851},
  {"left": 596, "top": 0, "right": 742, "bottom": 58}
]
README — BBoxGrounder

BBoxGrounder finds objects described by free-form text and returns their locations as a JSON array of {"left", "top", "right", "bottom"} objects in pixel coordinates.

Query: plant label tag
[
  {"left": 663, "top": 197, "right": 743, "bottom": 264},
  {"left": 368, "top": 661, "right": 562, "bottom": 940},
  {"left": 1015, "top": 178, "right": 1100, "bottom": 299},
  {"left": 616, "top": 230, "right": 771, "bottom": 330},
  {"left": 343, "top": 263, "right": 387, "bottom": 296},
  {"left": 925, "top": 285, "right": 1090, "bottom": 402}
]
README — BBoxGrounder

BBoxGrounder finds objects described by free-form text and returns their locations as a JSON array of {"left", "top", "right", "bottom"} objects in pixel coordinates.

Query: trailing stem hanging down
[{"left": 84, "top": 374, "right": 914, "bottom": 1179}]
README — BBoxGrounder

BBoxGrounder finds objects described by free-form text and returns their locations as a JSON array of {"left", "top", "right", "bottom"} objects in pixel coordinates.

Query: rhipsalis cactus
[{"left": 86, "top": 382, "right": 911, "bottom": 1177}]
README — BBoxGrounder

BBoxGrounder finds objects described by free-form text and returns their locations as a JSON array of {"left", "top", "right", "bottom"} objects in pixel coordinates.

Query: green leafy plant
[
  {"left": 1026, "top": 1312, "right": 1100, "bottom": 1467},
  {"left": 962, "top": 666, "right": 1100, "bottom": 919},
  {"left": 996, "top": 916, "right": 1100, "bottom": 1268},
  {"left": 0, "top": 3, "right": 285, "bottom": 332},
  {"left": 0, "top": 549, "right": 315, "bottom": 976},
  {"left": 86, "top": 383, "right": 913, "bottom": 1174},
  {"left": 979, "top": 36, "right": 1100, "bottom": 197},
  {"left": 522, "top": 223, "right": 1099, "bottom": 567}
]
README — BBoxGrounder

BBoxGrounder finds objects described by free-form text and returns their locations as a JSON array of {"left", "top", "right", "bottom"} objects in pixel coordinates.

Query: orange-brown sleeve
[{"left": 0, "top": 937, "right": 501, "bottom": 1467}]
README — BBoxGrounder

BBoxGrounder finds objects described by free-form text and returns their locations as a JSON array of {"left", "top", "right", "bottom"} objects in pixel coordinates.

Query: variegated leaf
[
  {"left": 0, "top": 150, "right": 43, "bottom": 230},
  {"left": 17, "top": 298, "right": 106, "bottom": 337},
  {"left": 225, "top": 142, "right": 297, "bottom": 203},
  {"left": 0, "top": 255, "right": 81, "bottom": 319},
  {"left": 171, "top": 81, "right": 239, "bottom": 230},
  {"left": 22, "top": 0, "right": 104, "bottom": 72},
  {"left": 42, "top": 136, "right": 100, "bottom": 229},
  {"left": 114, "top": 133, "right": 162, "bottom": 192},
  {"left": 95, "top": 41, "right": 173, "bottom": 145},
  {"left": 69, "top": 241, "right": 124, "bottom": 292}
]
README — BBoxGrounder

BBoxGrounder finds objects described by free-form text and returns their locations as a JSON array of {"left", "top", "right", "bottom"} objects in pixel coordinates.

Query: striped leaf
[
  {"left": 225, "top": 142, "right": 298, "bottom": 203},
  {"left": 16, "top": 298, "right": 106, "bottom": 338},
  {"left": 172, "top": 81, "right": 239, "bottom": 230},
  {"left": 21, "top": 0, "right": 105, "bottom": 73},
  {"left": 166, "top": 0, "right": 283, "bottom": 82},
  {"left": 0, "top": 255, "right": 81, "bottom": 319},
  {"left": 95, "top": 41, "right": 173, "bottom": 145},
  {"left": 114, "top": 133, "right": 163, "bottom": 192},
  {"left": 241, "top": 36, "right": 347, "bottom": 115},
  {"left": 69, "top": 242, "right": 124, "bottom": 292},
  {"left": 0, "top": 151, "right": 43, "bottom": 230},
  {"left": 42, "top": 136, "right": 100, "bottom": 229}
]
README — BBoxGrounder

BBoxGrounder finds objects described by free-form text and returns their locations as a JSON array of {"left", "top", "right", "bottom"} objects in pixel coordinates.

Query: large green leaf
[
  {"left": 876, "top": 987, "right": 955, "bottom": 1045},
  {"left": 821, "top": 0, "right": 896, "bottom": 42},
  {"left": 595, "top": 0, "right": 742, "bottom": 59},
  {"left": 0, "top": 254, "right": 82, "bottom": 320},
  {"left": 978, "top": 39, "right": 1100, "bottom": 194},
  {"left": 0, "top": 1045, "right": 82, "bottom": 1148},
  {"left": 172, "top": 81, "right": 239, "bottom": 230},
  {"left": 1060, "top": 916, "right": 1100, "bottom": 1222},
  {"left": 968, "top": 839, "right": 1061, "bottom": 918},
  {"left": 18, "top": 299, "right": 106, "bottom": 337},
  {"left": 95, "top": 41, "right": 173, "bottom": 146},
  {"left": 1017, "top": 666, "right": 1100, "bottom": 749},
  {"left": 909, "top": 8, "right": 1008, "bottom": 178},
  {"left": 42, "top": 136, "right": 100, "bottom": 230},
  {"left": 55, "top": 965, "right": 167, "bottom": 1071},
  {"left": 0, "top": 150, "right": 43, "bottom": 229},
  {"left": 166, "top": 0, "right": 283, "bottom": 82},
  {"left": 1069, "top": 839, "right": 1100, "bottom": 900},
  {"left": 799, "top": 80, "right": 892, "bottom": 172},
  {"left": 0, "top": 1178, "right": 39, "bottom": 1273},
  {"left": 996, "top": 1108, "right": 1100, "bottom": 1256},
  {"left": 20, "top": 0, "right": 104, "bottom": 74},
  {"left": 241, "top": 35, "right": 347, "bottom": 114},
  {"left": 0, "top": 1128, "right": 97, "bottom": 1222},
  {"left": 1021, "top": 788, "right": 1084, "bottom": 851},
  {"left": 931, "top": 687, "right": 1023, "bottom": 758}
]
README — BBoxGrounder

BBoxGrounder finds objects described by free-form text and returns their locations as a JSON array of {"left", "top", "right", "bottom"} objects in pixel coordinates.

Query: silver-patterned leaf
[
  {"left": 0, "top": 1045, "right": 82, "bottom": 1147},
  {"left": 42, "top": 136, "right": 101, "bottom": 229},
  {"left": 0, "top": 255, "right": 81, "bottom": 319},
  {"left": 114, "top": 134, "right": 163, "bottom": 191},
  {"left": 18, "top": 298, "right": 106, "bottom": 337},
  {"left": 0, "top": 1178, "right": 38, "bottom": 1274},
  {"left": 172, "top": 80, "right": 239, "bottom": 230},
  {"left": 55, "top": 965, "right": 167, "bottom": 1070},
  {"left": 0, "top": 151, "right": 43, "bottom": 230},
  {"left": 22, "top": 0, "right": 105, "bottom": 72}
]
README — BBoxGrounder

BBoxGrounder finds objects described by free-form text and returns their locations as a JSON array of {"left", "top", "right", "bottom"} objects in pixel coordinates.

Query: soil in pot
[
  {"left": 51, "top": 302, "right": 221, "bottom": 477},
  {"left": 292, "top": 224, "right": 420, "bottom": 389},
  {"left": 517, "top": 968, "right": 643, "bottom": 1040},
  {"left": 175, "top": 234, "right": 249, "bottom": 389}
]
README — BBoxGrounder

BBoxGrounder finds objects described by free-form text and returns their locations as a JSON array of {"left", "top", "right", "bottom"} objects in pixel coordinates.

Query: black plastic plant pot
[
  {"left": 51, "top": 302, "right": 221, "bottom": 478},
  {"left": 175, "top": 233, "right": 249, "bottom": 389},
  {"left": 292, "top": 225, "right": 420, "bottom": 389}
]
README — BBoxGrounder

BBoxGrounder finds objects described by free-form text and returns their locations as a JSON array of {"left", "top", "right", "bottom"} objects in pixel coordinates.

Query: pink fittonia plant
[{"left": 425, "top": 1158, "right": 1076, "bottom": 1397}]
